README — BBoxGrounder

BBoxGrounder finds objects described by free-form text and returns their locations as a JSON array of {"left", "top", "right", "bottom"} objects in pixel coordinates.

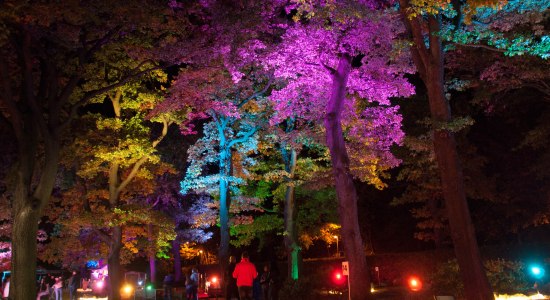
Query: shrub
[
  {"left": 431, "top": 258, "right": 532, "bottom": 297},
  {"left": 278, "top": 277, "right": 315, "bottom": 300}
]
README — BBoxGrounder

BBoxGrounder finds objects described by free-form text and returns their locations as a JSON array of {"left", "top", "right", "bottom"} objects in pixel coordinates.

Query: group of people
[
  {"left": 227, "top": 252, "right": 278, "bottom": 300},
  {"left": 163, "top": 267, "right": 199, "bottom": 300},
  {"left": 36, "top": 271, "right": 80, "bottom": 300}
]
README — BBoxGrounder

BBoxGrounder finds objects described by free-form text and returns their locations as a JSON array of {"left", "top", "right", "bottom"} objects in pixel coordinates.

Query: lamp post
[{"left": 333, "top": 235, "right": 339, "bottom": 257}]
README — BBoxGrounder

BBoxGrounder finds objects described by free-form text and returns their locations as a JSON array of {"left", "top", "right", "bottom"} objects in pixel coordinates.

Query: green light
[{"left": 146, "top": 284, "right": 153, "bottom": 291}]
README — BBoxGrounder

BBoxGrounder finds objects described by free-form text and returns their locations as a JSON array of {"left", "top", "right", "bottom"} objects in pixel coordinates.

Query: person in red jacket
[{"left": 232, "top": 252, "right": 257, "bottom": 300}]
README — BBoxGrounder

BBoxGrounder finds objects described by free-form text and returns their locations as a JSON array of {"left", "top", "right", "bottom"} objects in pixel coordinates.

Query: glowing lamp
[
  {"left": 96, "top": 280, "right": 105, "bottom": 289},
  {"left": 332, "top": 271, "right": 345, "bottom": 285},
  {"left": 407, "top": 276, "right": 423, "bottom": 292},
  {"left": 530, "top": 265, "right": 545, "bottom": 279},
  {"left": 211, "top": 276, "right": 217, "bottom": 283},
  {"left": 123, "top": 284, "right": 133, "bottom": 294},
  {"left": 146, "top": 284, "right": 154, "bottom": 291},
  {"left": 138, "top": 280, "right": 143, "bottom": 286}
]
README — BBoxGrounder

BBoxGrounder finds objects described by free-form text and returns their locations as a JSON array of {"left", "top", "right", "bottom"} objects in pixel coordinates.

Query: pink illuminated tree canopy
[{"left": 244, "top": 1, "right": 415, "bottom": 297}]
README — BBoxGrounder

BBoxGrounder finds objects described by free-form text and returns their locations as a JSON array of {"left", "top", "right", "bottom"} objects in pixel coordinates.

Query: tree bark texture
[
  {"left": 399, "top": 3, "right": 494, "bottom": 298},
  {"left": 172, "top": 239, "right": 182, "bottom": 282},
  {"left": 324, "top": 54, "right": 372, "bottom": 300},
  {"left": 218, "top": 147, "right": 231, "bottom": 282},
  {"left": 282, "top": 147, "right": 300, "bottom": 280},
  {"left": 10, "top": 121, "right": 60, "bottom": 299},
  {"left": 148, "top": 224, "right": 157, "bottom": 283},
  {"left": 108, "top": 226, "right": 123, "bottom": 300}
]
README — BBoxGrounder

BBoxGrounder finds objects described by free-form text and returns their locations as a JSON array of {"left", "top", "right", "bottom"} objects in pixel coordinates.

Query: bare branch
[{"left": 458, "top": 43, "right": 506, "bottom": 53}]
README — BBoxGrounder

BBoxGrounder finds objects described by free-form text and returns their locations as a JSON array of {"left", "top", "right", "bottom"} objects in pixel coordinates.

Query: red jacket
[{"left": 232, "top": 258, "right": 257, "bottom": 287}]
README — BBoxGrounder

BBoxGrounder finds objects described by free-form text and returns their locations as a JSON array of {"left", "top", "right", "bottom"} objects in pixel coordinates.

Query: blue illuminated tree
[{"left": 157, "top": 63, "right": 273, "bottom": 274}]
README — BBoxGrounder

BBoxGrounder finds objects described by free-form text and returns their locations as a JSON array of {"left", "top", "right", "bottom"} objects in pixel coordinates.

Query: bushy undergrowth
[
  {"left": 431, "top": 259, "right": 533, "bottom": 297},
  {"left": 278, "top": 277, "right": 316, "bottom": 300}
]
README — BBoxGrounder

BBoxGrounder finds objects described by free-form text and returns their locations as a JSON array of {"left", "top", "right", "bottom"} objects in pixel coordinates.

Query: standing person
[
  {"left": 37, "top": 276, "right": 50, "bottom": 300},
  {"left": 53, "top": 276, "right": 63, "bottom": 300},
  {"left": 232, "top": 252, "right": 257, "bottom": 300},
  {"left": 259, "top": 265, "right": 271, "bottom": 300},
  {"left": 163, "top": 273, "right": 174, "bottom": 300},
  {"left": 185, "top": 268, "right": 199, "bottom": 300},
  {"left": 46, "top": 274, "right": 56, "bottom": 300},
  {"left": 68, "top": 271, "right": 80, "bottom": 300},
  {"left": 225, "top": 256, "right": 239, "bottom": 300}
]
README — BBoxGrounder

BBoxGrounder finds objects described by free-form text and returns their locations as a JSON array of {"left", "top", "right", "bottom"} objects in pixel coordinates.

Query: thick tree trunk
[
  {"left": 108, "top": 226, "right": 123, "bottom": 300},
  {"left": 398, "top": 4, "right": 493, "bottom": 297},
  {"left": 172, "top": 239, "right": 182, "bottom": 282},
  {"left": 425, "top": 68, "right": 493, "bottom": 300},
  {"left": 282, "top": 148, "right": 300, "bottom": 280},
  {"left": 324, "top": 54, "right": 372, "bottom": 300},
  {"left": 10, "top": 128, "right": 60, "bottom": 299},
  {"left": 11, "top": 191, "right": 40, "bottom": 300}
]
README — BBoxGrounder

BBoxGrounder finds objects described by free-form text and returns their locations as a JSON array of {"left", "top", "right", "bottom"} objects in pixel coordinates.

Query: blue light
[
  {"left": 86, "top": 260, "right": 99, "bottom": 268},
  {"left": 529, "top": 265, "right": 545, "bottom": 279}
]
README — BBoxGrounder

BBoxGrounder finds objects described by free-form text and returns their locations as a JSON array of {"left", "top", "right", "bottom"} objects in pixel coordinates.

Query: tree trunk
[
  {"left": 218, "top": 147, "right": 231, "bottom": 279},
  {"left": 282, "top": 147, "right": 300, "bottom": 280},
  {"left": 10, "top": 126, "right": 60, "bottom": 299},
  {"left": 172, "top": 239, "right": 182, "bottom": 282},
  {"left": 399, "top": 4, "right": 494, "bottom": 297},
  {"left": 324, "top": 54, "right": 372, "bottom": 300},
  {"left": 148, "top": 224, "right": 157, "bottom": 284},
  {"left": 425, "top": 68, "right": 493, "bottom": 300},
  {"left": 108, "top": 226, "right": 123, "bottom": 300},
  {"left": 11, "top": 188, "right": 40, "bottom": 300}
]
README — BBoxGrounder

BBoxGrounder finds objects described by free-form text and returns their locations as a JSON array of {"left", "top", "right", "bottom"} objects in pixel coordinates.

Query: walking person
[
  {"left": 225, "top": 256, "right": 239, "bottom": 300},
  {"left": 185, "top": 268, "right": 199, "bottom": 300},
  {"left": 232, "top": 252, "right": 257, "bottom": 300}
]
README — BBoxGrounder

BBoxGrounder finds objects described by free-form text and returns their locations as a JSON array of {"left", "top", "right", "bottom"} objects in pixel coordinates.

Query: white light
[{"left": 495, "top": 293, "right": 548, "bottom": 300}]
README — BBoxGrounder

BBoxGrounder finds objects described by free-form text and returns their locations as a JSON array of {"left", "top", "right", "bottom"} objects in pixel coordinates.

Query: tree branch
[
  {"left": 0, "top": 56, "right": 24, "bottom": 140},
  {"left": 93, "top": 228, "right": 113, "bottom": 245},
  {"left": 116, "top": 156, "right": 148, "bottom": 195},
  {"left": 458, "top": 43, "right": 506, "bottom": 53},
  {"left": 319, "top": 54, "right": 337, "bottom": 75},
  {"left": 59, "top": 60, "right": 163, "bottom": 132},
  {"left": 227, "top": 126, "right": 259, "bottom": 148},
  {"left": 238, "top": 73, "right": 274, "bottom": 108}
]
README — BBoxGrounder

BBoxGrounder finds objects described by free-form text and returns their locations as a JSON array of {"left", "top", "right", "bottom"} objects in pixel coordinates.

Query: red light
[
  {"left": 211, "top": 276, "right": 217, "bottom": 283},
  {"left": 407, "top": 276, "right": 422, "bottom": 292},
  {"left": 332, "top": 271, "right": 345, "bottom": 285}
]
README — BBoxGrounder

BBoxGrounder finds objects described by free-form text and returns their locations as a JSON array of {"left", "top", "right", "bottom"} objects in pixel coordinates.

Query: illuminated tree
[
  {"left": 256, "top": 2, "right": 414, "bottom": 297},
  {"left": 0, "top": 0, "right": 190, "bottom": 297},
  {"left": 155, "top": 61, "right": 273, "bottom": 277}
]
